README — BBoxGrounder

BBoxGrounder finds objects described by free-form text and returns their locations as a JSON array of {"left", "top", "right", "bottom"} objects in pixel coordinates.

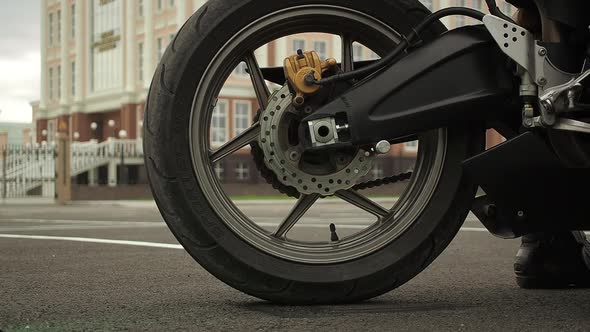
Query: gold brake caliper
[{"left": 283, "top": 49, "right": 337, "bottom": 106}]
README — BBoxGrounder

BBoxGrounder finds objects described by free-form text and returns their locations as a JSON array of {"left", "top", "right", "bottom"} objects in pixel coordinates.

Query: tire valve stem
[{"left": 330, "top": 223, "right": 339, "bottom": 242}]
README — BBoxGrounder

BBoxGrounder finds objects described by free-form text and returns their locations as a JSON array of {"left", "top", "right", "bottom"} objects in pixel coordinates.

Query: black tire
[{"left": 144, "top": 0, "right": 484, "bottom": 304}]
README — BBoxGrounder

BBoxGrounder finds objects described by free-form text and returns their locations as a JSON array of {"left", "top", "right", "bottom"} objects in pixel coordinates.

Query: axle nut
[{"left": 375, "top": 140, "right": 391, "bottom": 154}]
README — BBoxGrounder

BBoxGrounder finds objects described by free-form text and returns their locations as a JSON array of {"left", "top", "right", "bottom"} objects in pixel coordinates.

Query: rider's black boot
[
  {"left": 584, "top": 240, "right": 590, "bottom": 270},
  {"left": 514, "top": 231, "right": 590, "bottom": 289}
]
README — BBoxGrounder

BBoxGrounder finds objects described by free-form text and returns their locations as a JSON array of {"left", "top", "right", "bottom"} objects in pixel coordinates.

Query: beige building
[
  {"left": 32, "top": 0, "right": 509, "bottom": 193},
  {"left": 34, "top": 0, "right": 211, "bottom": 144}
]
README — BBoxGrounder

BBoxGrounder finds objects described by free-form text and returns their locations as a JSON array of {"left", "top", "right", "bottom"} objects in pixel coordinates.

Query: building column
[
  {"left": 143, "top": 0, "right": 155, "bottom": 89},
  {"left": 125, "top": 0, "right": 136, "bottom": 95},
  {"left": 88, "top": 167, "right": 98, "bottom": 186},
  {"left": 177, "top": 0, "right": 187, "bottom": 30},
  {"left": 438, "top": 0, "right": 452, "bottom": 28},
  {"left": 121, "top": 103, "right": 138, "bottom": 139},
  {"left": 331, "top": 35, "right": 341, "bottom": 63},
  {"left": 275, "top": 37, "right": 288, "bottom": 68},
  {"left": 256, "top": 44, "right": 269, "bottom": 68},
  {"left": 40, "top": 0, "right": 49, "bottom": 112},
  {"left": 74, "top": 0, "right": 84, "bottom": 106},
  {"left": 192, "top": 0, "right": 207, "bottom": 12},
  {"left": 108, "top": 160, "right": 117, "bottom": 187},
  {"left": 59, "top": 0, "right": 71, "bottom": 114},
  {"left": 84, "top": 1, "right": 92, "bottom": 98}
]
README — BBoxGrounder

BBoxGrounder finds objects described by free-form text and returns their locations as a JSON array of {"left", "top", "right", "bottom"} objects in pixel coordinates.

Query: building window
[
  {"left": 211, "top": 100, "right": 228, "bottom": 146},
  {"left": 49, "top": 13, "right": 54, "bottom": 45},
  {"left": 57, "top": 10, "right": 62, "bottom": 43},
  {"left": 292, "top": 39, "right": 305, "bottom": 54},
  {"left": 138, "top": 42, "right": 144, "bottom": 81},
  {"left": 71, "top": 4, "right": 76, "bottom": 38},
  {"left": 314, "top": 41, "right": 327, "bottom": 60},
  {"left": 420, "top": 0, "right": 433, "bottom": 10},
  {"left": 71, "top": 61, "right": 76, "bottom": 96},
  {"left": 170, "top": 0, "right": 175, "bottom": 7},
  {"left": 233, "top": 62, "right": 248, "bottom": 76},
  {"left": 57, "top": 65, "right": 62, "bottom": 99},
  {"left": 138, "top": 0, "right": 144, "bottom": 17},
  {"left": 49, "top": 68, "right": 54, "bottom": 100},
  {"left": 235, "top": 162, "right": 250, "bottom": 181},
  {"left": 214, "top": 162, "right": 224, "bottom": 181},
  {"left": 473, "top": 0, "right": 482, "bottom": 9},
  {"left": 157, "top": 38, "right": 164, "bottom": 61},
  {"left": 90, "top": 0, "right": 123, "bottom": 92},
  {"left": 353, "top": 43, "right": 363, "bottom": 61},
  {"left": 404, "top": 140, "right": 419, "bottom": 152},
  {"left": 158, "top": 0, "right": 163, "bottom": 11},
  {"left": 233, "top": 101, "right": 251, "bottom": 136}
]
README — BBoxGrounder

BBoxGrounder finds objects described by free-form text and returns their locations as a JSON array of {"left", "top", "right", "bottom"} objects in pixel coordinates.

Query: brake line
[{"left": 312, "top": 7, "right": 487, "bottom": 86}]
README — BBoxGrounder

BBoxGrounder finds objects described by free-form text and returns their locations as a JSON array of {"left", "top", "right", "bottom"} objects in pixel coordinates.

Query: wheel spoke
[
  {"left": 341, "top": 34, "right": 354, "bottom": 72},
  {"left": 274, "top": 194, "right": 320, "bottom": 238},
  {"left": 210, "top": 122, "right": 260, "bottom": 163},
  {"left": 335, "top": 190, "right": 390, "bottom": 219},
  {"left": 244, "top": 52, "right": 271, "bottom": 110}
]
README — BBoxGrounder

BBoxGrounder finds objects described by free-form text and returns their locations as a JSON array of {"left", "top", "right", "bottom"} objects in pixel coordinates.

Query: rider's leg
[{"left": 514, "top": 231, "right": 590, "bottom": 288}]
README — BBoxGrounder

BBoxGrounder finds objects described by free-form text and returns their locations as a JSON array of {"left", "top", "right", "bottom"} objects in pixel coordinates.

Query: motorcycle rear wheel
[{"left": 144, "top": 0, "right": 484, "bottom": 304}]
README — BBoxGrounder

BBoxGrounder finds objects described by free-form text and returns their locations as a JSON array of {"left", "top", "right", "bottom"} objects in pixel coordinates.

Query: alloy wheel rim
[{"left": 189, "top": 5, "right": 447, "bottom": 264}]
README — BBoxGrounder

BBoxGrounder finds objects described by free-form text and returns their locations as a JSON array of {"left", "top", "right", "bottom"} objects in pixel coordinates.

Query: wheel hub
[{"left": 258, "top": 84, "right": 375, "bottom": 196}]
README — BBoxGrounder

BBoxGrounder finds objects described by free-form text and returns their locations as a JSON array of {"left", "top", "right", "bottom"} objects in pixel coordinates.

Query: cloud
[
  {"left": 0, "top": 99, "right": 33, "bottom": 123},
  {"left": 0, "top": 52, "right": 40, "bottom": 123},
  {"left": 0, "top": 0, "right": 39, "bottom": 123}
]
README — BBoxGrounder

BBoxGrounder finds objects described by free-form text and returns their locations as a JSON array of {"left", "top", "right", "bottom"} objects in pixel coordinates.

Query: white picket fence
[
  {"left": 70, "top": 139, "right": 143, "bottom": 175},
  {"left": 1, "top": 139, "right": 144, "bottom": 199},
  {"left": 1, "top": 144, "right": 56, "bottom": 198}
]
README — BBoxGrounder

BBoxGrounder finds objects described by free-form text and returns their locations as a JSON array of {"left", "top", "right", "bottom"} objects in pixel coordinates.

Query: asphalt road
[{"left": 1, "top": 201, "right": 589, "bottom": 331}]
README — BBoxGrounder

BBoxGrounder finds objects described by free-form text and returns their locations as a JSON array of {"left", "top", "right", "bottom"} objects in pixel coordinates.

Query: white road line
[
  {"left": 258, "top": 222, "right": 365, "bottom": 229},
  {"left": 0, "top": 217, "right": 482, "bottom": 224},
  {"left": 0, "top": 220, "right": 476, "bottom": 231},
  {"left": 1, "top": 218, "right": 163, "bottom": 224},
  {"left": 0, "top": 224, "right": 166, "bottom": 232},
  {"left": 0, "top": 228, "right": 491, "bottom": 250},
  {"left": 0, "top": 234, "right": 183, "bottom": 249},
  {"left": 257, "top": 222, "right": 486, "bottom": 230},
  {"left": 0, "top": 227, "right": 588, "bottom": 250}
]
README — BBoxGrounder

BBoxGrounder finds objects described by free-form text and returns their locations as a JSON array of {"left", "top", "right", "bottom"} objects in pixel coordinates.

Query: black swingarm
[{"left": 304, "top": 26, "right": 519, "bottom": 146}]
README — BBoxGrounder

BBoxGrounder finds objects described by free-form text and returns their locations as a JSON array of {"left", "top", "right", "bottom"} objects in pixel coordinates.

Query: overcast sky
[{"left": 0, "top": 0, "right": 39, "bottom": 123}]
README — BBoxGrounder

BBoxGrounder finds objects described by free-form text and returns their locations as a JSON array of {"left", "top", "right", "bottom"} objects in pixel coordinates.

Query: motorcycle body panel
[{"left": 465, "top": 132, "right": 590, "bottom": 238}]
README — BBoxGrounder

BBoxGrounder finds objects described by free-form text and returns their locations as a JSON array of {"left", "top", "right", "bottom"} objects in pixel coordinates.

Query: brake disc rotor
[{"left": 258, "top": 84, "right": 375, "bottom": 196}]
